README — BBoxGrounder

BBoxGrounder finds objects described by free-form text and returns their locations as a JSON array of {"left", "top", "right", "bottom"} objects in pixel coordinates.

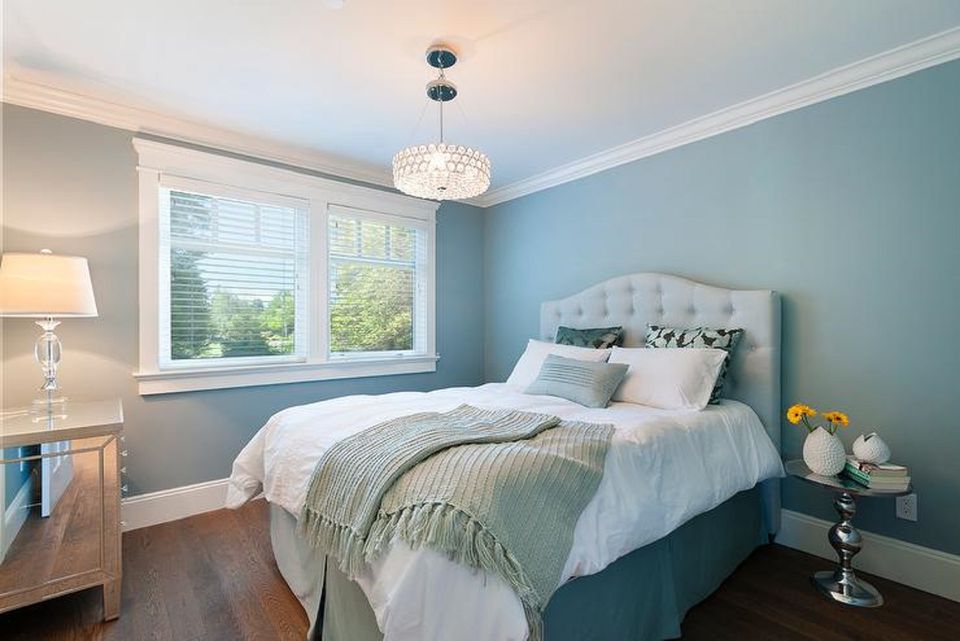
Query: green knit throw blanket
[{"left": 298, "top": 404, "right": 614, "bottom": 641}]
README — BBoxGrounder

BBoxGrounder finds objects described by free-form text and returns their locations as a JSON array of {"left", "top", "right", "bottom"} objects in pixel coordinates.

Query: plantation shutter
[
  {"left": 159, "top": 183, "right": 309, "bottom": 366},
  {"left": 327, "top": 207, "right": 428, "bottom": 356}
]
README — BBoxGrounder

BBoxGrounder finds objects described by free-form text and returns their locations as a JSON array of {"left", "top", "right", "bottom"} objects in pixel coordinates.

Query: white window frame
[
  {"left": 159, "top": 175, "right": 312, "bottom": 370},
  {"left": 325, "top": 204, "right": 434, "bottom": 362},
  {"left": 134, "top": 139, "right": 438, "bottom": 395}
]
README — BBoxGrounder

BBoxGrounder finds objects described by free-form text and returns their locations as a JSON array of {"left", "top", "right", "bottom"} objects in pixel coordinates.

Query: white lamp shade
[{"left": 0, "top": 252, "right": 99, "bottom": 317}]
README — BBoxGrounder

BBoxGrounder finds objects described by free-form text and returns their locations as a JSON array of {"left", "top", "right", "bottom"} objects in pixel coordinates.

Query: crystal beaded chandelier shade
[{"left": 393, "top": 45, "right": 491, "bottom": 201}]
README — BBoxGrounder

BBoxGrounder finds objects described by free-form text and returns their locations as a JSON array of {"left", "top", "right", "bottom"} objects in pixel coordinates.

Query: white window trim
[{"left": 134, "top": 138, "right": 439, "bottom": 395}]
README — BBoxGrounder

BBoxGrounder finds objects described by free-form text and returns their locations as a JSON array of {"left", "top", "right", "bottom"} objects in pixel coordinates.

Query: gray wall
[
  {"left": 484, "top": 60, "right": 960, "bottom": 554},
  {"left": 1, "top": 104, "right": 486, "bottom": 496}
]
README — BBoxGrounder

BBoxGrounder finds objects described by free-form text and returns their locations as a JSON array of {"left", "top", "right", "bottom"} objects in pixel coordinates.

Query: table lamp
[{"left": 0, "top": 249, "right": 98, "bottom": 415}]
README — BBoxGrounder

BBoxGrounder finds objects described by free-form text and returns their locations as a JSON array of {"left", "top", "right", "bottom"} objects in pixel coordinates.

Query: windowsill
[{"left": 133, "top": 354, "right": 439, "bottom": 395}]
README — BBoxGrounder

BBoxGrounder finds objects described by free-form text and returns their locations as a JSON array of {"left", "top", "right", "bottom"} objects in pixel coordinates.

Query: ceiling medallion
[{"left": 392, "top": 44, "right": 491, "bottom": 201}]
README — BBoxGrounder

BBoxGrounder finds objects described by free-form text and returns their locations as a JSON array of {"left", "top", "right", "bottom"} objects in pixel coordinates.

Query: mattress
[{"left": 227, "top": 383, "right": 783, "bottom": 641}]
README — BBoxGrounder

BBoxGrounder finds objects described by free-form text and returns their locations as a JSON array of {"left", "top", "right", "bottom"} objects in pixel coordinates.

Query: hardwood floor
[
  {"left": 0, "top": 500, "right": 308, "bottom": 641},
  {"left": 682, "top": 544, "right": 960, "bottom": 641},
  {"left": 1, "top": 499, "right": 957, "bottom": 640}
]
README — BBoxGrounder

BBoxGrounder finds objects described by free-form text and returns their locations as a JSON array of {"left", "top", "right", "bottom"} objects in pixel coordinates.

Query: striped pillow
[{"left": 525, "top": 354, "right": 629, "bottom": 408}]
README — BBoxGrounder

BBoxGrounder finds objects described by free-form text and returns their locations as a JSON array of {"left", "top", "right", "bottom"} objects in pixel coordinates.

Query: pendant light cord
[{"left": 438, "top": 64, "right": 445, "bottom": 143}]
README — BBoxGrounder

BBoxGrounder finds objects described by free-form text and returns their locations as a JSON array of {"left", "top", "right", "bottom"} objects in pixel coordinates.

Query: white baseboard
[
  {"left": 776, "top": 509, "right": 960, "bottom": 602},
  {"left": 2, "top": 476, "right": 35, "bottom": 561},
  {"left": 121, "top": 477, "right": 229, "bottom": 532}
]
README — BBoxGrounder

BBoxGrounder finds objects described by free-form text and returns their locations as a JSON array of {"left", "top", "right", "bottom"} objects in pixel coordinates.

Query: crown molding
[
  {"left": 475, "top": 26, "right": 960, "bottom": 207},
  {"left": 5, "top": 26, "right": 960, "bottom": 209},
  {"left": 2, "top": 75, "right": 395, "bottom": 189},
  {"left": 130, "top": 137, "right": 438, "bottom": 220}
]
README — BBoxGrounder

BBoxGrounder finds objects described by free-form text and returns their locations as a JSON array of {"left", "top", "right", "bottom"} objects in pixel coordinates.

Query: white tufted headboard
[{"left": 541, "top": 273, "right": 782, "bottom": 534}]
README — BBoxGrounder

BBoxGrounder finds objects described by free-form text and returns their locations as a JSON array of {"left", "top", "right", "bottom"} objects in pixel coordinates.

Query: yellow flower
[
  {"left": 824, "top": 411, "right": 849, "bottom": 427},
  {"left": 786, "top": 403, "right": 817, "bottom": 425}
]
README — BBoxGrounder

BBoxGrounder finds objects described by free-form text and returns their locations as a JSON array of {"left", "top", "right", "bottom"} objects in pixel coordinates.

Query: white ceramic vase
[
  {"left": 852, "top": 432, "right": 891, "bottom": 464},
  {"left": 803, "top": 426, "right": 846, "bottom": 476}
]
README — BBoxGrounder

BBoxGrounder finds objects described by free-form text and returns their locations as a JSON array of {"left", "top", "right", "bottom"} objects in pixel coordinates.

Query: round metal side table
[{"left": 785, "top": 459, "right": 913, "bottom": 607}]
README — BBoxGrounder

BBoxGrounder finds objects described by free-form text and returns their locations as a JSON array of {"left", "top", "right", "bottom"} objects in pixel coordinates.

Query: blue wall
[
  {"left": 4, "top": 59, "right": 959, "bottom": 555},
  {"left": 484, "top": 60, "right": 960, "bottom": 554},
  {"left": 1, "top": 104, "right": 486, "bottom": 496}
]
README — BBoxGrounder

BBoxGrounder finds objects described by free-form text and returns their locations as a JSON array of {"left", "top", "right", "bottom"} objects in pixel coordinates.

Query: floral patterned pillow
[
  {"left": 555, "top": 325, "right": 624, "bottom": 349},
  {"left": 645, "top": 325, "right": 743, "bottom": 404}
]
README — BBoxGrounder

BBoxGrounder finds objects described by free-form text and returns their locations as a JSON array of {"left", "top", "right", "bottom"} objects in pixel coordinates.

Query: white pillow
[
  {"left": 609, "top": 347, "right": 727, "bottom": 410},
  {"left": 506, "top": 339, "right": 612, "bottom": 388}
]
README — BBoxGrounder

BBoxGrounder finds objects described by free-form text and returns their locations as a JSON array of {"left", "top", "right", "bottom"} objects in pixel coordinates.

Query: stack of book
[{"left": 843, "top": 455, "right": 910, "bottom": 491}]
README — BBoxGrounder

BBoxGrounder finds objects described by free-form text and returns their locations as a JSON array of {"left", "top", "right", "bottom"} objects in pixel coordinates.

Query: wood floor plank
[
  {"left": 176, "top": 515, "right": 247, "bottom": 641},
  {"left": 150, "top": 522, "right": 207, "bottom": 641},
  {"left": 123, "top": 525, "right": 177, "bottom": 641},
  {"left": 188, "top": 509, "right": 290, "bottom": 641},
  {"left": 231, "top": 503, "right": 310, "bottom": 639},
  {"left": 2, "top": 499, "right": 958, "bottom": 640}
]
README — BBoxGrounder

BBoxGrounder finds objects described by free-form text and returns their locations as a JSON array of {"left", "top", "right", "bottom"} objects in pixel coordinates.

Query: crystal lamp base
[{"left": 30, "top": 394, "right": 69, "bottom": 421}]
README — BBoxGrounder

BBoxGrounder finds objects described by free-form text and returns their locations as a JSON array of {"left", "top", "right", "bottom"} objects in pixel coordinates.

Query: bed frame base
[{"left": 313, "top": 487, "right": 763, "bottom": 641}]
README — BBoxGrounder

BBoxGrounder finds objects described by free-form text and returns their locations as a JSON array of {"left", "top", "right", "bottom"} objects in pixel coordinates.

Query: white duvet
[{"left": 227, "top": 383, "right": 783, "bottom": 641}]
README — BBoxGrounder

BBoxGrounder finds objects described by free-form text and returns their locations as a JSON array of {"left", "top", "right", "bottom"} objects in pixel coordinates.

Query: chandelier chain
[{"left": 437, "top": 62, "right": 445, "bottom": 143}]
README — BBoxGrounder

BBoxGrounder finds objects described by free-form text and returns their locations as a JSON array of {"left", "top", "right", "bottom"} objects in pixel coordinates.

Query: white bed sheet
[{"left": 227, "top": 383, "right": 783, "bottom": 641}]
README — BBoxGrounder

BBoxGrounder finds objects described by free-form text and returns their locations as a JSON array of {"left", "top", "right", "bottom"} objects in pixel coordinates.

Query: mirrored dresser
[{"left": 0, "top": 399, "right": 123, "bottom": 620}]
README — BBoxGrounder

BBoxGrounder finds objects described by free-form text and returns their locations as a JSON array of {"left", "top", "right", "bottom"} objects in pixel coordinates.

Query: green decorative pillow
[
  {"left": 525, "top": 354, "right": 629, "bottom": 408},
  {"left": 555, "top": 325, "right": 624, "bottom": 349},
  {"left": 645, "top": 325, "right": 744, "bottom": 404}
]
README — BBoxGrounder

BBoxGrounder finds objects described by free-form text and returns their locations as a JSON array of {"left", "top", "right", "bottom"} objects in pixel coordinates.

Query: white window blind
[
  {"left": 328, "top": 208, "right": 428, "bottom": 357},
  {"left": 159, "top": 186, "right": 309, "bottom": 367},
  {"left": 135, "top": 139, "right": 439, "bottom": 394}
]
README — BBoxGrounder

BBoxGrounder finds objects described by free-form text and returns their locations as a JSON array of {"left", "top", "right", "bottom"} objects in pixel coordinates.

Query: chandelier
[{"left": 393, "top": 45, "right": 491, "bottom": 201}]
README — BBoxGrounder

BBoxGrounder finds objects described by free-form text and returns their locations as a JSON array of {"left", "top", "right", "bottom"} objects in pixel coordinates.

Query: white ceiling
[{"left": 5, "top": 1, "right": 960, "bottom": 194}]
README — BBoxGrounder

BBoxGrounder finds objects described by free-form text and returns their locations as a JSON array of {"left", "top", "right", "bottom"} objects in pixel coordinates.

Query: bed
[{"left": 227, "top": 272, "right": 783, "bottom": 641}]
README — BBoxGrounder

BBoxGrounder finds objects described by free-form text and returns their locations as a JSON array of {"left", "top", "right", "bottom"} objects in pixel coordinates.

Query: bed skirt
[{"left": 269, "top": 486, "right": 764, "bottom": 641}]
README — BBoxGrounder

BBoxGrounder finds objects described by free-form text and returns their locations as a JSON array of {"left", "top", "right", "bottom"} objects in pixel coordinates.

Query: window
[
  {"left": 327, "top": 208, "right": 429, "bottom": 358},
  {"left": 162, "top": 185, "right": 309, "bottom": 368},
  {"left": 135, "top": 140, "right": 438, "bottom": 395}
]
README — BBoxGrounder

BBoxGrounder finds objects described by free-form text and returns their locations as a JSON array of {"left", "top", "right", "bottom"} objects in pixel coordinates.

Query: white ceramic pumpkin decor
[
  {"left": 803, "top": 426, "right": 846, "bottom": 476},
  {"left": 852, "top": 432, "right": 891, "bottom": 464}
]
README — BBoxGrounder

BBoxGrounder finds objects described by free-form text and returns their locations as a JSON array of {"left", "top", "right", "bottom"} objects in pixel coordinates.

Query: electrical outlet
[{"left": 896, "top": 493, "right": 918, "bottom": 522}]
